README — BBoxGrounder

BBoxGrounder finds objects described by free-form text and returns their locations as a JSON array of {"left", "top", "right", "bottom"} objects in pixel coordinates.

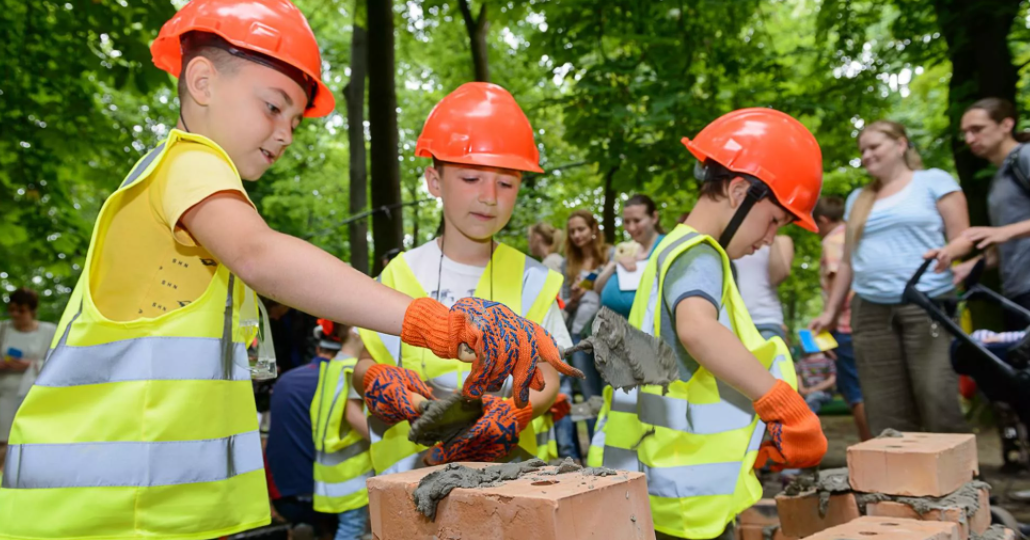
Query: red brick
[
  {"left": 866, "top": 486, "right": 990, "bottom": 540},
  {"left": 736, "top": 524, "right": 798, "bottom": 540},
  {"left": 367, "top": 462, "right": 654, "bottom": 540},
  {"left": 775, "top": 491, "right": 860, "bottom": 538},
  {"left": 803, "top": 516, "right": 961, "bottom": 540},
  {"left": 847, "top": 433, "right": 978, "bottom": 496},
  {"left": 739, "top": 499, "right": 779, "bottom": 527}
]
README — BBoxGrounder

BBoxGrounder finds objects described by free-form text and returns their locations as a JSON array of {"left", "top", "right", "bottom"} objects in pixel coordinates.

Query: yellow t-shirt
[{"left": 90, "top": 140, "right": 255, "bottom": 321}]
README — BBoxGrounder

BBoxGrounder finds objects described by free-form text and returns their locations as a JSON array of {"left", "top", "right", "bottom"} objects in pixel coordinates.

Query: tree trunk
[
  {"left": 602, "top": 165, "right": 619, "bottom": 245},
  {"left": 932, "top": 0, "right": 1019, "bottom": 228},
  {"left": 932, "top": 0, "right": 1019, "bottom": 330},
  {"left": 367, "top": 0, "right": 404, "bottom": 275},
  {"left": 345, "top": 2, "right": 369, "bottom": 274},
  {"left": 457, "top": 0, "right": 490, "bottom": 82}
]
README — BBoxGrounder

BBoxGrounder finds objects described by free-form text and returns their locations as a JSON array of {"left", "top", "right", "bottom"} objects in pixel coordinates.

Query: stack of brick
[
  {"left": 736, "top": 498, "right": 798, "bottom": 540},
  {"left": 365, "top": 462, "right": 655, "bottom": 539},
  {"left": 769, "top": 432, "right": 1011, "bottom": 540}
]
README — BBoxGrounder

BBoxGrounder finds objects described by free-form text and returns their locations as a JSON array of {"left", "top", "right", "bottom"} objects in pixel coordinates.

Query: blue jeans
[
  {"left": 831, "top": 331, "right": 863, "bottom": 406},
  {"left": 554, "top": 333, "right": 604, "bottom": 460},
  {"left": 335, "top": 506, "right": 368, "bottom": 540},
  {"left": 555, "top": 375, "right": 582, "bottom": 461}
]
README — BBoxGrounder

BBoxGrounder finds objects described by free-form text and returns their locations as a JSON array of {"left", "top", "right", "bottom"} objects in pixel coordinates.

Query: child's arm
[
  {"left": 795, "top": 375, "right": 809, "bottom": 396},
  {"left": 184, "top": 192, "right": 581, "bottom": 408},
  {"left": 675, "top": 297, "right": 776, "bottom": 400},
  {"left": 808, "top": 374, "right": 836, "bottom": 394},
  {"left": 183, "top": 192, "right": 412, "bottom": 335},
  {"left": 344, "top": 398, "right": 369, "bottom": 441}
]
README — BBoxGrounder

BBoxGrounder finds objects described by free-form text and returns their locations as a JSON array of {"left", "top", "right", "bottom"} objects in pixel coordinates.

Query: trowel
[
  {"left": 564, "top": 307, "right": 679, "bottom": 392},
  {"left": 408, "top": 393, "right": 485, "bottom": 448}
]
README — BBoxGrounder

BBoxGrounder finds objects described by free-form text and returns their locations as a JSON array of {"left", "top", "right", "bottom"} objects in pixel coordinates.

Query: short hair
[
  {"left": 814, "top": 196, "right": 846, "bottom": 222},
  {"left": 177, "top": 33, "right": 246, "bottom": 103},
  {"left": 9, "top": 287, "right": 39, "bottom": 311},
  {"left": 698, "top": 160, "right": 737, "bottom": 201}
]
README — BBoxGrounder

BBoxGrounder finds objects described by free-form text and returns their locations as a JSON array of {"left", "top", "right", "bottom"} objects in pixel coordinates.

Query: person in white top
[
  {"left": 735, "top": 236, "right": 794, "bottom": 341},
  {"left": 0, "top": 288, "right": 57, "bottom": 469},
  {"left": 528, "top": 222, "right": 565, "bottom": 274}
]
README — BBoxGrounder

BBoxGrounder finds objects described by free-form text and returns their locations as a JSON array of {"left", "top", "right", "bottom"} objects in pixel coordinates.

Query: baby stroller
[{"left": 904, "top": 258, "right": 1030, "bottom": 471}]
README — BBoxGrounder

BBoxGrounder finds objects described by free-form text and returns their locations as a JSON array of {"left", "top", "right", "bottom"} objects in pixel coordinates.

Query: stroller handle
[{"left": 903, "top": 258, "right": 1017, "bottom": 378}]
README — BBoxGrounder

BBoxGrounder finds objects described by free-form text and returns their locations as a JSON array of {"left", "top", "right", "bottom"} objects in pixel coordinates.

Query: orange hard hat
[
  {"left": 151, "top": 0, "right": 335, "bottom": 118},
  {"left": 415, "top": 82, "right": 543, "bottom": 173},
  {"left": 682, "top": 108, "right": 823, "bottom": 232}
]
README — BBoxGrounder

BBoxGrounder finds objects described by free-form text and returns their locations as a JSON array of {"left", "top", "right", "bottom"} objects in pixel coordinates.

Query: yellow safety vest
[
  {"left": 311, "top": 355, "right": 373, "bottom": 513},
  {"left": 0, "top": 130, "right": 269, "bottom": 540},
  {"left": 593, "top": 224, "right": 798, "bottom": 539},
  {"left": 358, "top": 243, "right": 562, "bottom": 475}
]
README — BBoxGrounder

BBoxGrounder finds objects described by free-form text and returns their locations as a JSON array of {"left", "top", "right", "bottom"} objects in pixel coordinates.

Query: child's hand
[
  {"left": 363, "top": 364, "right": 434, "bottom": 424},
  {"left": 425, "top": 395, "right": 532, "bottom": 465},
  {"left": 753, "top": 380, "right": 827, "bottom": 470},
  {"left": 400, "top": 297, "right": 585, "bottom": 409}
]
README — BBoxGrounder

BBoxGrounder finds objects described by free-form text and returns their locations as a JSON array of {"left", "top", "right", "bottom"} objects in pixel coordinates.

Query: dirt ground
[{"left": 762, "top": 413, "right": 1030, "bottom": 524}]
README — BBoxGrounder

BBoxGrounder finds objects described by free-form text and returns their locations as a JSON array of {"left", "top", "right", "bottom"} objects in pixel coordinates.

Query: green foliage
[{"left": 1, "top": 0, "right": 1025, "bottom": 333}]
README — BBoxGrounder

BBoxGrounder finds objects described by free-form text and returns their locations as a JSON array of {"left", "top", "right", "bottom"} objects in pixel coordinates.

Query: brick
[
  {"left": 739, "top": 499, "right": 779, "bottom": 527},
  {"left": 866, "top": 486, "right": 990, "bottom": 540},
  {"left": 847, "top": 433, "right": 978, "bottom": 497},
  {"left": 803, "top": 516, "right": 961, "bottom": 540},
  {"left": 775, "top": 491, "right": 861, "bottom": 538},
  {"left": 736, "top": 524, "right": 798, "bottom": 540},
  {"left": 367, "top": 462, "right": 654, "bottom": 540}
]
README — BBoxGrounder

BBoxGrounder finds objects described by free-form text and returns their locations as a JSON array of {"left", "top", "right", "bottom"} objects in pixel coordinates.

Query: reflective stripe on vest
[
  {"left": 3, "top": 430, "right": 262, "bottom": 489},
  {"left": 359, "top": 244, "right": 563, "bottom": 475},
  {"left": 312, "top": 357, "right": 372, "bottom": 513},
  {"left": 0, "top": 130, "right": 268, "bottom": 540},
  {"left": 38, "top": 338, "right": 251, "bottom": 386}
]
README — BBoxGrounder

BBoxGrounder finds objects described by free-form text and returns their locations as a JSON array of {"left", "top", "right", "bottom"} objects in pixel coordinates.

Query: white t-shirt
[
  {"left": 402, "top": 239, "right": 574, "bottom": 350},
  {"left": 1, "top": 320, "right": 57, "bottom": 363}
]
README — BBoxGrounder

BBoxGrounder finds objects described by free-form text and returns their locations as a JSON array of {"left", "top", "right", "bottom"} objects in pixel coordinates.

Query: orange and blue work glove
[
  {"left": 363, "top": 364, "right": 434, "bottom": 424},
  {"left": 425, "top": 395, "right": 533, "bottom": 465},
  {"left": 753, "top": 380, "right": 828, "bottom": 470},
  {"left": 401, "top": 297, "right": 584, "bottom": 409},
  {"left": 549, "top": 393, "right": 571, "bottom": 422}
]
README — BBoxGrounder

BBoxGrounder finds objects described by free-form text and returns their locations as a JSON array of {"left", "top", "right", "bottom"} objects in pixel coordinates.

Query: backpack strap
[{"left": 1004, "top": 143, "right": 1030, "bottom": 198}]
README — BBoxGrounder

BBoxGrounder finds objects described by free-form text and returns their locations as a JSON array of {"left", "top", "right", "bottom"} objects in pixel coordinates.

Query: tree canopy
[{"left": 4, "top": 0, "right": 1030, "bottom": 330}]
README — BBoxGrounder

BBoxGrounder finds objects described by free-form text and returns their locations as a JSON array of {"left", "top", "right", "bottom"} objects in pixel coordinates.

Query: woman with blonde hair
[
  {"left": 528, "top": 222, "right": 565, "bottom": 273},
  {"left": 559, "top": 209, "right": 608, "bottom": 460},
  {"left": 811, "top": 120, "right": 971, "bottom": 434}
]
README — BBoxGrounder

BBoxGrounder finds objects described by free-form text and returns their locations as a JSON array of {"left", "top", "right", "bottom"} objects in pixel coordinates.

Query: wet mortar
[
  {"left": 565, "top": 307, "right": 679, "bottom": 392},
  {"left": 412, "top": 457, "right": 622, "bottom": 521}
]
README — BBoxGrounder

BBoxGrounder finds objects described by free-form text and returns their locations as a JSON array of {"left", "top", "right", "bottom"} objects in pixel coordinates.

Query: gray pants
[{"left": 850, "top": 296, "right": 968, "bottom": 434}]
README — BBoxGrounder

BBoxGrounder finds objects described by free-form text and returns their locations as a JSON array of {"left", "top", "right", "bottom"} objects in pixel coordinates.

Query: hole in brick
[
  {"left": 880, "top": 523, "right": 900, "bottom": 527},
  {"left": 886, "top": 445, "right": 903, "bottom": 448},
  {"left": 859, "top": 532, "right": 879, "bottom": 536},
  {"left": 531, "top": 480, "right": 559, "bottom": 486}
]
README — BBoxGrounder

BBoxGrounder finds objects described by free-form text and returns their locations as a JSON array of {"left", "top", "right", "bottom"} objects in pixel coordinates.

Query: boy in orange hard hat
[
  {"left": 589, "top": 109, "right": 828, "bottom": 540},
  {"left": 0, "top": 3, "right": 577, "bottom": 539},
  {"left": 353, "top": 82, "right": 574, "bottom": 474}
]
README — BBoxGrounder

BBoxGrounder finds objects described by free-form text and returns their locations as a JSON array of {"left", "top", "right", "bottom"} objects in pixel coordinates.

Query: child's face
[
  {"left": 427, "top": 163, "right": 522, "bottom": 241},
  {"left": 725, "top": 195, "right": 793, "bottom": 259},
  {"left": 203, "top": 61, "right": 308, "bottom": 181}
]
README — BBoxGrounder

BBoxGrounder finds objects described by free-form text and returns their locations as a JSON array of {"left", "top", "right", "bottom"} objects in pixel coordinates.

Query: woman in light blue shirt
[
  {"left": 595, "top": 194, "right": 666, "bottom": 318},
  {"left": 812, "top": 120, "right": 971, "bottom": 435}
]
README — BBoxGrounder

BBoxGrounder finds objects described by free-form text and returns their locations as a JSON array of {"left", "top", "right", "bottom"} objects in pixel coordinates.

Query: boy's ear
[
  {"left": 425, "top": 166, "right": 443, "bottom": 197},
  {"left": 184, "top": 56, "right": 216, "bottom": 107},
  {"left": 727, "top": 176, "right": 749, "bottom": 209}
]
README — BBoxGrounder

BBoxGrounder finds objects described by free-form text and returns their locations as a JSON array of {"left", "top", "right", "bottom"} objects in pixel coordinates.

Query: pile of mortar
[
  {"left": 782, "top": 467, "right": 991, "bottom": 526},
  {"left": 412, "top": 458, "right": 622, "bottom": 521}
]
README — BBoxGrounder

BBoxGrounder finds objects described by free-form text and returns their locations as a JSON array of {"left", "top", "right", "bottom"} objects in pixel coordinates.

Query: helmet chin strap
[{"left": 717, "top": 179, "right": 771, "bottom": 250}]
